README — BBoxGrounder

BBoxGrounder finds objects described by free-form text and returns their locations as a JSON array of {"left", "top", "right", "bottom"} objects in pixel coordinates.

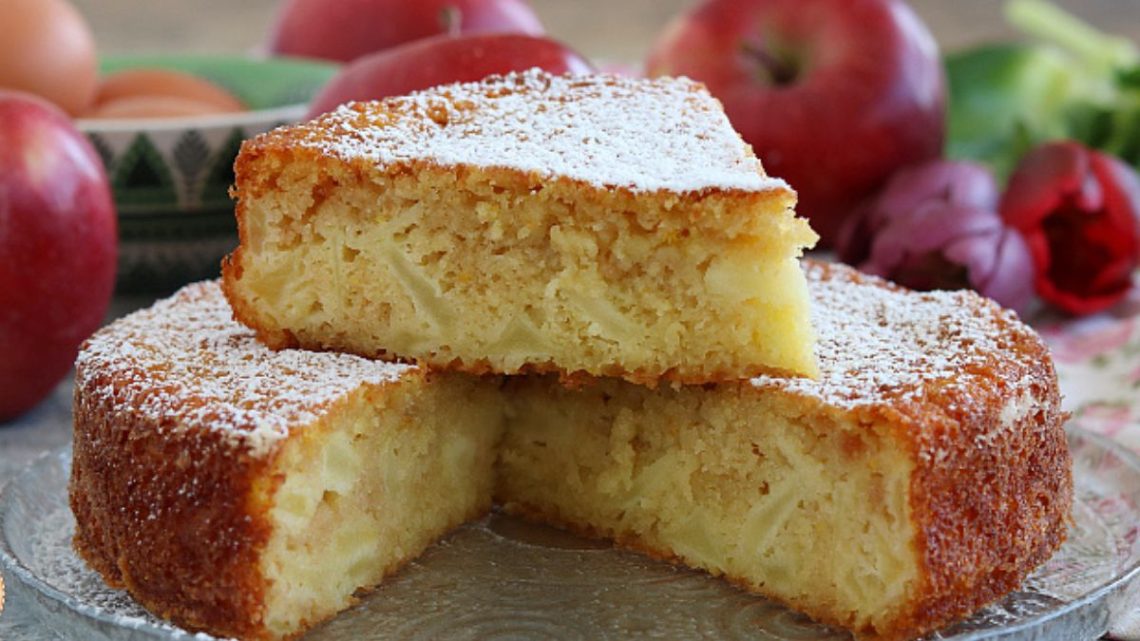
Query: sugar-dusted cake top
[
  {"left": 78, "top": 264, "right": 1055, "bottom": 461},
  {"left": 756, "top": 261, "right": 1053, "bottom": 435},
  {"left": 76, "top": 281, "right": 415, "bottom": 457},
  {"left": 279, "top": 69, "right": 790, "bottom": 195}
]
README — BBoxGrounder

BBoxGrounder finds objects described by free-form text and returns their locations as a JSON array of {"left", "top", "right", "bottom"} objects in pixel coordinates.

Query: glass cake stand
[{"left": 1, "top": 427, "right": 1138, "bottom": 641}]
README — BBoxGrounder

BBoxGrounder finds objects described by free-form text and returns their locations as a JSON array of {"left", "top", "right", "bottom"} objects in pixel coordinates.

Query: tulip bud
[
  {"left": 841, "top": 160, "right": 1036, "bottom": 312},
  {"left": 1000, "top": 141, "right": 1140, "bottom": 316},
  {"left": 838, "top": 160, "right": 1000, "bottom": 264}
]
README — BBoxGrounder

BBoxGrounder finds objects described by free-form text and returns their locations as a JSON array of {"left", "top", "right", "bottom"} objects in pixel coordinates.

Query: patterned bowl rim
[{"left": 76, "top": 103, "right": 308, "bottom": 134}]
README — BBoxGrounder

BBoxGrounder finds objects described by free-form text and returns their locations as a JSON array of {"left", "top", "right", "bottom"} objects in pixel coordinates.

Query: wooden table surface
[{"left": 71, "top": 0, "right": 1140, "bottom": 63}]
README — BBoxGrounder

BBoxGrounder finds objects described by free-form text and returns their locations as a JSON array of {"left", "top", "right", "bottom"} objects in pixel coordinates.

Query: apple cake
[
  {"left": 71, "top": 262, "right": 1070, "bottom": 641},
  {"left": 70, "top": 281, "right": 505, "bottom": 640},
  {"left": 498, "top": 260, "right": 1071, "bottom": 640},
  {"left": 221, "top": 69, "right": 819, "bottom": 384}
]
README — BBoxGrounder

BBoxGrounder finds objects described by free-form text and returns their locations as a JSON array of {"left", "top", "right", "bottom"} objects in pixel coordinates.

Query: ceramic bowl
[{"left": 78, "top": 54, "right": 338, "bottom": 293}]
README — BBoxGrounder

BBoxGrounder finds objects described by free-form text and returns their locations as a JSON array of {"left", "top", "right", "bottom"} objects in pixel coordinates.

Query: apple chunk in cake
[
  {"left": 496, "top": 262, "right": 1071, "bottom": 641},
  {"left": 73, "top": 262, "right": 1070, "bottom": 641},
  {"left": 222, "top": 70, "right": 818, "bottom": 383},
  {"left": 69, "top": 282, "right": 505, "bottom": 641}
]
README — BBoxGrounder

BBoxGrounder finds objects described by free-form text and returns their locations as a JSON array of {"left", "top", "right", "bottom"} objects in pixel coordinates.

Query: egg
[
  {"left": 85, "top": 95, "right": 246, "bottom": 120},
  {"left": 0, "top": 0, "right": 98, "bottom": 116},
  {"left": 86, "top": 68, "right": 247, "bottom": 119}
]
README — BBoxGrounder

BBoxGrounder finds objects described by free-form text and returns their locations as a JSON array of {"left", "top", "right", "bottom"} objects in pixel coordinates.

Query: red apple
[
  {"left": 268, "top": 0, "right": 545, "bottom": 63},
  {"left": 0, "top": 90, "right": 117, "bottom": 421},
  {"left": 306, "top": 33, "right": 593, "bottom": 117},
  {"left": 646, "top": 0, "right": 946, "bottom": 246}
]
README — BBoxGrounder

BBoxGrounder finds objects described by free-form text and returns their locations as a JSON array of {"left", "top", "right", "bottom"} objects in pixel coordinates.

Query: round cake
[{"left": 71, "top": 261, "right": 1071, "bottom": 641}]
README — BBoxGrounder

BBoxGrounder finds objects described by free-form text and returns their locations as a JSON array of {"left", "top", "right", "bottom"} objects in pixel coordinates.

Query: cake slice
[
  {"left": 70, "top": 282, "right": 505, "bottom": 640},
  {"left": 497, "top": 261, "right": 1071, "bottom": 640},
  {"left": 71, "top": 263, "right": 1070, "bottom": 641},
  {"left": 221, "top": 70, "right": 819, "bottom": 384}
]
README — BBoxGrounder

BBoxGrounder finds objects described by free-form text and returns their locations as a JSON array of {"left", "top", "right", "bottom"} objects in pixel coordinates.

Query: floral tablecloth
[
  {"left": 1041, "top": 288, "right": 1140, "bottom": 452},
  {"left": 1037, "top": 287, "right": 1140, "bottom": 640}
]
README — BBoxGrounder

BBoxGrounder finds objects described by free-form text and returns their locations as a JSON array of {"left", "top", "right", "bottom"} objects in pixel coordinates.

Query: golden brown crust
[
  {"left": 499, "top": 263, "right": 1072, "bottom": 641},
  {"left": 801, "top": 262, "right": 1072, "bottom": 637},
  {"left": 79, "top": 266, "right": 1071, "bottom": 641},
  {"left": 768, "top": 262, "right": 1071, "bottom": 640},
  {"left": 69, "top": 282, "right": 424, "bottom": 641},
  {"left": 221, "top": 134, "right": 804, "bottom": 387},
  {"left": 70, "top": 369, "right": 279, "bottom": 640},
  {"left": 221, "top": 72, "right": 816, "bottom": 385},
  {"left": 898, "top": 326, "right": 1070, "bottom": 640}
]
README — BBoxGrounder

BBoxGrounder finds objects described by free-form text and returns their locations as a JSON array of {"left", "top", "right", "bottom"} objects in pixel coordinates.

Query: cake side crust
[
  {"left": 69, "top": 281, "right": 432, "bottom": 640},
  {"left": 901, "top": 325, "right": 1071, "bottom": 638},
  {"left": 70, "top": 369, "right": 283, "bottom": 639},
  {"left": 496, "top": 262, "right": 1072, "bottom": 641}
]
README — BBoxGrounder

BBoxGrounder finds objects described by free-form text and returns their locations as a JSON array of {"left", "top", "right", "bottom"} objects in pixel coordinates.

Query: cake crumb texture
[
  {"left": 70, "top": 283, "right": 504, "bottom": 640},
  {"left": 71, "top": 262, "right": 1071, "bottom": 641},
  {"left": 222, "top": 70, "right": 819, "bottom": 383},
  {"left": 500, "top": 261, "right": 1071, "bottom": 641}
]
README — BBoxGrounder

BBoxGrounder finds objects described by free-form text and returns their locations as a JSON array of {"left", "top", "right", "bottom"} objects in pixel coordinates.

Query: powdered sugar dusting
[
  {"left": 76, "top": 267, "right": 1050, "bottom": 458},
  {"left": 76, "top": 281, "right": 415, "bottom": 458},
  {"left": 754, "top": 262, "right": 1045, "bottom": 412},
  {"left": 298, "top": 69, "right": 790, "bottom": 194}
]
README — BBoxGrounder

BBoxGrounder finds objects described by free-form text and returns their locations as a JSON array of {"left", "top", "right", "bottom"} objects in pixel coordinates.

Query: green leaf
[
  {"left": 945, "top": 43, "right": 1075, "bottom": 179},
  {"left": 1106, "top": 104, "right": 1140, "bottom": 166},
  {"left": 946, "top": 1, "right": 1140, "bottom": 179},
  {"left": 1117, "top": 65, "right": 1140, "bottom": 90},
  {"left": 1064, "top": 101, "right": 1115, "bottom": 147},
  {"left": 1006, "top": 0, "right": 1138, "bottom": 79}
]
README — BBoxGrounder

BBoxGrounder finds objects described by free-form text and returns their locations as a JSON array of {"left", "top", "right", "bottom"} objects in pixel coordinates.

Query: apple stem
[
  {"left": 439, "top": 6, "right": 463, "bottom": 36},
  {"left": 741, "top": 42, "right": 798, "bottom": 86}
]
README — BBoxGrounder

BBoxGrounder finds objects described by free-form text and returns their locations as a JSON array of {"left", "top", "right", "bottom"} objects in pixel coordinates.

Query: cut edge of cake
[
  {"left": 71, "top": 262, "right": 1072, "bottom": 641},
  {"left": 221, "top": 69, "right": 819, "bottom": 384},
  {"left": 68, "top": 283, "right": 506, "bottom": 640}
]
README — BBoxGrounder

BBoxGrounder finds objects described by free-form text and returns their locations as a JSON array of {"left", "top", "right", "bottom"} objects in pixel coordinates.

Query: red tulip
[{"left": 1000, "top": 141, "right": 1140, "bottom": 316}]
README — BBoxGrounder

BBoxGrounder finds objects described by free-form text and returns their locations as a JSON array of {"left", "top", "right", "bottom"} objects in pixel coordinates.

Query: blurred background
[{"left": 70, "top": 0, "right": 1140, "bottom": 61}]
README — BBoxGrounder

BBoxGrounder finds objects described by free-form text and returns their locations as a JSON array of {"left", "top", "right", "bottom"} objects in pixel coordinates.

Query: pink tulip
[{"left": 842, "top": 160, "right": 1036, "bottom": 312}]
